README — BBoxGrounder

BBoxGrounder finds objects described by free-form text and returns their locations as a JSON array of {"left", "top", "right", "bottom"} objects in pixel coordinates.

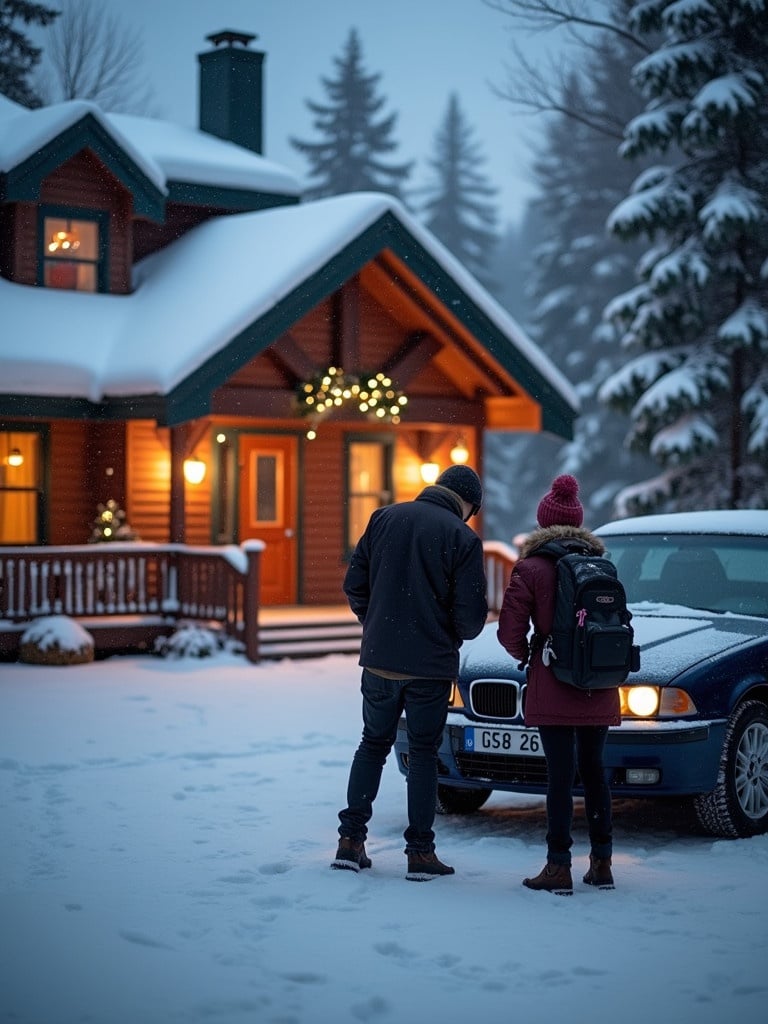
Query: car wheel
[
  {"left": 693, "top": 700, "right": 768, "bottom": 838},
  {"left": 435, "top": 784, "right": 492, "bottom": 815}
]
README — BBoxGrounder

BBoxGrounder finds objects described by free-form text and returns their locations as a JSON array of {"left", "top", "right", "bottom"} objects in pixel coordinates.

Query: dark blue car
[{"left": 394, "top": 510, "right": 768, "bottom": 838}]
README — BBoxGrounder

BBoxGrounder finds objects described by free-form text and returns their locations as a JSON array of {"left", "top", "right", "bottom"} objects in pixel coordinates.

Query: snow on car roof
[{"left": 596, "top": 509, "right": 768, "bottom": 536}]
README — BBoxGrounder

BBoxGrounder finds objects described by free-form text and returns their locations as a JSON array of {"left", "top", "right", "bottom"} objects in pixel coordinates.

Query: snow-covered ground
[{"left": 1, "top": 650, "right": 766, "bottom": 1024}]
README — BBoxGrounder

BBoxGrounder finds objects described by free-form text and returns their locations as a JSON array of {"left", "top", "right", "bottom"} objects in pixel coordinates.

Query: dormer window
[{"left": 38, "top": 207, "right": 108, "bottom": 292}]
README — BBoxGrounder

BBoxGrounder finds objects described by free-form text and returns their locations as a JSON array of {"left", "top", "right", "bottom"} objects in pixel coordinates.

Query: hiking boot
[
  {"left": 331, "top": 837, "right": 372, "bottom": 872},
  {"left": 405, "top": 850, "right": 455, "bottom": 881},
  {"left": 522, "top": 862, "right": 573, "bottom": 895},
  {"left": 583, "top": 855, "right": 614, "bottom": 890}
]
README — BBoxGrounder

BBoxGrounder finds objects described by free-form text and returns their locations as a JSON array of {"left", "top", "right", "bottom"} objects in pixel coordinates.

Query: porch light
[
  {"left": 47, "top": 223, "right": 80, "bottom": 253},
  {"left": 5, "top": 447, "right": 24, "bottom": 468},
  {"left": 420, "top": 461, "right": 440, "bottom": 484},
  {"left": 183, "top": 455, "right": 206, "bottom": 485},
  {"left": 450, "top": 437, "right": 469, "bottom": 464}
]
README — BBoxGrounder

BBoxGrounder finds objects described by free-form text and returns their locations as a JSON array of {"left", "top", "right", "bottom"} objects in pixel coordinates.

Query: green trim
[
  {"left": 4, "top": 113, "right": 165, "bottom": 221},
  {"left": 166, "top": 181, "right": 299, "bottom": 211},
  {"left": 0, "top": 393, "right": 166, "bottom": 422}
]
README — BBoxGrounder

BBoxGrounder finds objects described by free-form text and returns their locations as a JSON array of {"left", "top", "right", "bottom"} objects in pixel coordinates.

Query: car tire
[
  {"left": 693, "top": 699, "right": 768, "bottom": 838},
  {"left": 435, "top": 784, "right": 492, "bottom": 815}
]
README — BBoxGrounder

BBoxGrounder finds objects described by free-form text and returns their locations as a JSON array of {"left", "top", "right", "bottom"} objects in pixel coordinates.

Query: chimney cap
[{"left": 206, "top": 29, "right": 257, "bottom": 48}]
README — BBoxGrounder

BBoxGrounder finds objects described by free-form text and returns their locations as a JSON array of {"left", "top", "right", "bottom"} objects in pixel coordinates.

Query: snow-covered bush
[
  {"left": 19, "top": 615, "right": 95, "bottom": 666},
  {"left": 153, "top": 624, "right": 244, "bottom": 659}
]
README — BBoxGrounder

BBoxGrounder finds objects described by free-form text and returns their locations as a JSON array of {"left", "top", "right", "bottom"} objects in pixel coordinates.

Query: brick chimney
[{"left": 198, "top": 30, "right": 264, "bottom": 154}]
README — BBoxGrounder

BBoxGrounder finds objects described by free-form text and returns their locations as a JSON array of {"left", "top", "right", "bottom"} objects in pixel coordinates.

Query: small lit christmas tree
[{"left": 88, "top": 499, "right": 139, "bottom": 543}]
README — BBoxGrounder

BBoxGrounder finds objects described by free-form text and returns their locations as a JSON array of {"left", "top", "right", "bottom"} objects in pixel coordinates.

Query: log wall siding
[
  {"left": 126, "top": 421, "right": 213, "bottom": 545},
  {"left": 132, "top": 205, "right": 215, "bottom": 263},
  {"left": 300, "top": 426, "right": 347, "bottom": 603},
  {"left": 5, "top": 202, "right": 37, "bottom": 285},
  {"left": 48, "top": 421, "right": 92, "bottom": 544}
]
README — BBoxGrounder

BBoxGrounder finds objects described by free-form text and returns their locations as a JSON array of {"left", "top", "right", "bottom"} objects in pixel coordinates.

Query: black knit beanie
[{"left": 436, "top": 466, "right": 483, "bottom": 513}]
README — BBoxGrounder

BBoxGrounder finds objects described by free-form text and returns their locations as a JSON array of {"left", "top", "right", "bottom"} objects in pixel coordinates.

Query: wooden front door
[{"left": 238, "top": 434, "right": 298, "bottom": 605}]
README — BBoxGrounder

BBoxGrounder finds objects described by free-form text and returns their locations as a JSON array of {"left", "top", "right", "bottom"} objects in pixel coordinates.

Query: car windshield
[{"left": 601, "top": 533, "right": 768, "bottom": 617}]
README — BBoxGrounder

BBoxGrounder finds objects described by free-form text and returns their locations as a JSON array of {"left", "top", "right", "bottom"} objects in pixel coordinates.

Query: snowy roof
[
  {"left": 0, "top": 93, "right": 301, "bottom": 198},
  {"left": 0, "top": 94, "right": 576, "bottom": 434},
  {"left": 597, "top": 510, "right": 768, "bottom": 536}
]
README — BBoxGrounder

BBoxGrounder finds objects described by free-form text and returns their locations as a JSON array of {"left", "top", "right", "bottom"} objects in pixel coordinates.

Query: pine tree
[
  {"left": 0, "top": 0, "right": 58, "bottom": 107},
  {"left": 601, "top": 0, "right": 768, "bottom": 512},
  {"left": 88, "top": 499, "right": 139, "bottom": 543},
  {"left": 420, "top": 93, "right": 499, "bottom": 288},
  {"left": 486, "top": 6, "right": 657, "bottom": 534},
  {"left": 290, "top": 27, "right": 413, "bottom": 201}
]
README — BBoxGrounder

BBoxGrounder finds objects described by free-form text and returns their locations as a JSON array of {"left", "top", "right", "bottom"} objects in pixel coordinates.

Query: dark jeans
[
  {"left": 338, "top": 668, "right": 452, "bottom": 854},
  {"left": 538, "top": 724, "right": 613, "bottom": 867}
]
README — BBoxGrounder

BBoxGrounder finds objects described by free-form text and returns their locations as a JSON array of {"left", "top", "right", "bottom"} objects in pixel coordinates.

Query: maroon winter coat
[{"left": 497, "top": 525, "right": 621, "bottom": 727}]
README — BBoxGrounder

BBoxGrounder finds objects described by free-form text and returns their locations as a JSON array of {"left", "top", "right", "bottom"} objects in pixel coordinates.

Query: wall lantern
[
  {"left": 183, "top": 455, "right": 206, "bottom": 485},
  {"left": 450, "top": 437, "right": 469, "bottom": 464},
  {"left": 6, "top": 447, "right": 24, "bottom": 468},
  {"left": 420, "top": 461, "right": 440, "bottom": 484}
]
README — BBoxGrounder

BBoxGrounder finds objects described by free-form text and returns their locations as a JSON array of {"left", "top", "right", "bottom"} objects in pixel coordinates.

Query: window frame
[
  {"left": 344, "top": 433, "right": 394, "bottom": 558},
  {"left": 0, "top": 423, "right": 50, "bottom": 545},
  {"left": 37, "top": 204, "right": 110, "bottom": 293}
]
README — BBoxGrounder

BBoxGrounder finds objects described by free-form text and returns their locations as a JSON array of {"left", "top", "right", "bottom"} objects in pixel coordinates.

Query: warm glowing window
[
  {"left": 0, "top": 431, "right": 43, "bottom": 544},
  {"left": 40, "top": 211, "right": 105, "bottom": 292},
  {"left": 347, "top": 439, "right": 392, "bottom": 550}
]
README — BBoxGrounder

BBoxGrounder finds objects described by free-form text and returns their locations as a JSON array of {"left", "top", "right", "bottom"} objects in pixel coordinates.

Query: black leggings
[{"left": 537, "top": 724, "right": 612, "bottom": 866}]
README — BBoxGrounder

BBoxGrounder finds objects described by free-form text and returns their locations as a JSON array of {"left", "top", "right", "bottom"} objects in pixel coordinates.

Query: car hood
[{"left": 463, "top": 606, "right": 768, "bottom": 687}]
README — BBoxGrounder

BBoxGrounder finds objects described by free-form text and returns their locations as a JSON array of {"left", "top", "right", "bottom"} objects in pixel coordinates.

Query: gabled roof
[
  {"left": 0, "top": 192, "right": 578, "bottom": 438},
  {"left": 0, "top": 93, "right": 302, "bottom": 216}
]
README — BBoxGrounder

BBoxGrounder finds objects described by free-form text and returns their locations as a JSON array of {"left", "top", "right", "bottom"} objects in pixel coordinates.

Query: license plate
[{"left": 464, "top": 727, "right": 542, "bottom": 756}]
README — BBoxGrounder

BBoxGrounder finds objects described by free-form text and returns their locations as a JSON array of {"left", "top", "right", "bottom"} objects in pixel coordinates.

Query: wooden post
[
  {"left": 169, "top": 426, "right": 186, "bottom": 543},
  {"left": 242, "top": 540, "right": 263, "bottom": 663}
]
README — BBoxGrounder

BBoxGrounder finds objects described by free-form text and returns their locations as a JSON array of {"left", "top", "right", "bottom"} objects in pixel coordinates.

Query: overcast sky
[{"left": 54, "top": 0, "right": 562, "bottom": 225}]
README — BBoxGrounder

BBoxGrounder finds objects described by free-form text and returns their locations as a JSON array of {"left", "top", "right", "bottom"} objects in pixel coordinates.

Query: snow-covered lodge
[{"left": 0, "top": 30, "right": 576, "bottom": 657}]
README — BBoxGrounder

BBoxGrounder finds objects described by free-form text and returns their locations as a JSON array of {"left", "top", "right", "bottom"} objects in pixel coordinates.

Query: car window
[{"left": 604, "top": 534, "right": 768, "bottom": 616}]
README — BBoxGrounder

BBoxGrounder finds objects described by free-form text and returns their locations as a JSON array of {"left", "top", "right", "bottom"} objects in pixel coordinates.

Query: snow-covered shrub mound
[
  {"left": 19, "top": 616, "right": 95, "bottom": 666},
  {"left": 153, "top": 624, "right": 244, "bottom": 659}
]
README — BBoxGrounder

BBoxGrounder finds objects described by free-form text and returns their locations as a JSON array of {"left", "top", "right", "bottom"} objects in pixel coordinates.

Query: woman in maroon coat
[{"left": 497, "top": 475, "right": 620, "bottom": 895}]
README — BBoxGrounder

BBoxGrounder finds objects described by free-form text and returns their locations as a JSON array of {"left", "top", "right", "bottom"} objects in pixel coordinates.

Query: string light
[{"left": 296, "top": 366, "right": 408, "bottom": 438}]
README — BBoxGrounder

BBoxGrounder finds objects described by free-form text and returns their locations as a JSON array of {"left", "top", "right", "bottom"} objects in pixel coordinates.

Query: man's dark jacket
[{"left": 343, "top": 485, "right": 488, "bottom": 679}]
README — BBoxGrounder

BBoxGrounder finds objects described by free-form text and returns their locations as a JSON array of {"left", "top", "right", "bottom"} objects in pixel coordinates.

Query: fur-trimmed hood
[{"left": 519, "top": 524, "right": 605, "bottom": 559}]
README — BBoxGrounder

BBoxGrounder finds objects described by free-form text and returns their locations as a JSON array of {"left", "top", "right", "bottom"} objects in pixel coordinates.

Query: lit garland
[{"left": 296, "top": 366, "right": 408, "bottom": 439}]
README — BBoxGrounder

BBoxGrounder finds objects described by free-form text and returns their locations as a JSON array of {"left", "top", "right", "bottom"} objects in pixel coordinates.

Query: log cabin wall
[
  {"left": 125, "top": 420, "right": 212, "bottom": 545},
  {"left": 48, "top": 421, "right": 92, "bottom": 544},
  {"left": 3, "top": 202, "right": 37, "bottom": 284}
]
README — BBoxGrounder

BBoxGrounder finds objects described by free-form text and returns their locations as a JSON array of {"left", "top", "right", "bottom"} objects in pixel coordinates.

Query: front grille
[
  {"left": 469, "top": 679, "right": 522, "bottom": 720},
  {"left": 455, "top": 752, "right": 549, "bottom": 785}
]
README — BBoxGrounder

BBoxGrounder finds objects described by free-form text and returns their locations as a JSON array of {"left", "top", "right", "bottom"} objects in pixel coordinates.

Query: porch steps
[{"left": 257, "top": 606, "right": 362, "bottom": 660}]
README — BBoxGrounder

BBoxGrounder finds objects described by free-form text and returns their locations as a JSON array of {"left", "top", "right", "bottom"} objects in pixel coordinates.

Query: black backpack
[{"left": 536, "top": 539, "right": 641, "bottom": 690}]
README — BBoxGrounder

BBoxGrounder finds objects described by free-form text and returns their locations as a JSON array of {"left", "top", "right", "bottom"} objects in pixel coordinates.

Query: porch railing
[
  {"left": 0, "top": 539, "right": 514, "bottom": 664},
  {"left": 482, "top": 540, "right": 518, "bottom": 615},
  {"left": 0, "top": 541, "right": 263, "bottom": 662}
]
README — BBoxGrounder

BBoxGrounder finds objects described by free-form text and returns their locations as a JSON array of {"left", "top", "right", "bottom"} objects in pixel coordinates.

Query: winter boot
[
  {"left": 405, "top": 850, "right": 455, "bottom": 881},
  {"left": 522, "top": 861, "right": 573, "bottom": 896},
  {"left": 583, "top": 855, "right": 614, "bottom": 890},
  {"left": 331, "top": 837, "right": 372, "bottom": 872}
]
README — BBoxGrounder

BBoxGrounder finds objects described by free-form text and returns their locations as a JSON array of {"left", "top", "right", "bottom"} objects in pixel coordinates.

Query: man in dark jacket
[{"left": 332, "top": 465, "right": 488, "bottom": 881}]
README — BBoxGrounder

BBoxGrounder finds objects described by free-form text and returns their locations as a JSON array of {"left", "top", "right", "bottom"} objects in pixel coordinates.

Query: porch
[{"left": 0, "top": 542, "right": 517, "bottom": 662}]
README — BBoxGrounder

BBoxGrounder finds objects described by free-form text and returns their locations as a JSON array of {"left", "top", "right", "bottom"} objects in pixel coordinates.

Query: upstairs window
[{"left": 39, "top": 207, "right": 108, "bottom": 292}]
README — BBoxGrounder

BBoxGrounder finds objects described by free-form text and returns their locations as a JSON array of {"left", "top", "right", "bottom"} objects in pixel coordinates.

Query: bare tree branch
[{"left": 40, "top": 0, "right": 158, "bottom": 114}]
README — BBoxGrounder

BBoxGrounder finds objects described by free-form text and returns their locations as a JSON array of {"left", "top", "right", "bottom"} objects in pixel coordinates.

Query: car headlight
[
  {"left": 619, "top": 685, "right": 697, "bottom": 718},
  {"left": 448, "top": 683, "right": 464, "bottom": 709}
]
